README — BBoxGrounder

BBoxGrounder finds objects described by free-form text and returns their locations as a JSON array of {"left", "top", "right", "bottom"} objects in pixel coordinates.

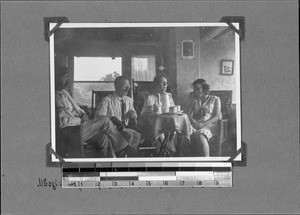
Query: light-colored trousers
[
  {"left": 121, "top": 128, "right": 141, "bottom": 149},
  {"left": 81, "top": 117, "right": 129, "bottom": 157}
]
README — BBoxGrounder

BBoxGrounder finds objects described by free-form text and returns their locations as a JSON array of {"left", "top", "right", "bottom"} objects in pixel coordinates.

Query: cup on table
[
  {"left": 169, "top": 106, "right": 177, "bottom": 113},
  {"left": 176, "top": 105, "right": 181, "bottom": 113}
]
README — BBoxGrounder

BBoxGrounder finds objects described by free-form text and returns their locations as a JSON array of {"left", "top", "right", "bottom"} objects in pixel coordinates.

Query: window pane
[
  {"left": 73, "top": 82, "right": 115, "bottom": 108},
  {"left": 131, "top": 56, "right": 156, "bottom": 81},
  {"left": 74, "top": 57, "right": 122, "bottom": 81}
]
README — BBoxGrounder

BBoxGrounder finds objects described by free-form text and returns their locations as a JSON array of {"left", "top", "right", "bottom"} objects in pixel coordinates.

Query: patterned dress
[{"left": 186, "top": 95, "right": 222, "bottom": 140}]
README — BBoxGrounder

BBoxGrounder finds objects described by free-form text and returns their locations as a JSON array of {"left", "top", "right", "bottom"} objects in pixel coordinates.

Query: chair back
[
  {"left": 209, "top": 90, "right": 232, "bottom": 119},
  {"left": 91, "top": 90, "right": 114, "bottom": 119},
  {"left": 132, "top": 81, "right": 153, "bottom": 116}
]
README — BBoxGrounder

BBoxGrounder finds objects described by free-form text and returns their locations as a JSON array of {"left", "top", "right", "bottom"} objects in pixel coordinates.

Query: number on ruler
[
  {"left": 77, "top": 182, "right": 83, "bottom": 187},
  {"left": 146, "top": 181, "right": 151, "bottom": 186},
  {"left": 215, "top": 180, "right": 219, "bottom": 185},
  {"left": 163, "top": 181, "right": 168, "bottom": 186},
  {"left": 130, "top": 181, "right": 135, "bottom": 186},
  {"left": 112, "top": 181, "right": 117, "bottom": 186},
  {"left": 198, "top": 181, "right": 202, "bottom": 185},
  {"left": 68, "top": 182, "right": 76, "bottom": 187},
  {"left": 180, "top": 180, "right": 185, "bottom": 186},
  {"left": 95, "top": 181, "right": 101, "bottom": 187}
]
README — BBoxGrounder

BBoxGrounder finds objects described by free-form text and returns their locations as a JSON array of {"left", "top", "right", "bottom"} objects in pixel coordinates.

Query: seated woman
[
  {"left": 186, "top": 79, "right": 222, "bottom": 157},
  {"left": 139, "top": 74, "right": 178, "bottom": 154},
  {"left": 141, "top": 74, "right": 175, "bottom": 114}
]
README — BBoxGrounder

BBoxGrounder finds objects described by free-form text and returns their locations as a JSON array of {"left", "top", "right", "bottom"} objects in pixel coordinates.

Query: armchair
[
  {"left": 55, "top": 108, "right": 84, "bottom": 158},
  {"left": 55, "top": 109, "right": 117, "bottom": 158},
  {"left": 208, "top": 90, "right": 232, "bottom": 156}
]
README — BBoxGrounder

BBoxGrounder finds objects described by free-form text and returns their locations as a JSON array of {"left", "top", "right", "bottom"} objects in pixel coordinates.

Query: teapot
[{"left": 159, "top": 92, "right": 170, "bottom": 113}]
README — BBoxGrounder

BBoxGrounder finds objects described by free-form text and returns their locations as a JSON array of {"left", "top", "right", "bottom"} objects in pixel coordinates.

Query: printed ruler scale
[{"left": 62, "top": 162, "right": 232, "bottom": 188}]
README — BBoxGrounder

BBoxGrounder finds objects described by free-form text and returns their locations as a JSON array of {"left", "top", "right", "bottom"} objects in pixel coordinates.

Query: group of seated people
[{"left": 55, "top": 66, "right": 222, "bottom": 158}]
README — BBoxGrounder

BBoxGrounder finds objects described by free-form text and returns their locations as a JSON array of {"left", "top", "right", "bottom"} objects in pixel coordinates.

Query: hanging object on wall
[
  {"left": 182, "top": 40, "right": 194, "bottom": 59},
  {"left": 158, "top": 57, "right": 166, "bottom": 71}
]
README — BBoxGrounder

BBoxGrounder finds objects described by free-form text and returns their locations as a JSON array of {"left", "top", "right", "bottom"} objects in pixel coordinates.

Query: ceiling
[
  {"left": 54, "top": 26, "right": 229, "bottom": 43},
  {"left": 54, "top": 27, "right": 168, "bottom": 43}
]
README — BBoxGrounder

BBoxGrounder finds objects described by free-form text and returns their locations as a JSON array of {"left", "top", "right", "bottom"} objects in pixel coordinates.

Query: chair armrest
[
  {"left": 218, "top": 119, "right": 229, "bottom": 142},
  {"left": 218, "top": 119, "right": 229, "bottom": 123},
  {"left": 59, "top": 125, "right": 81, "bottom": 134}
]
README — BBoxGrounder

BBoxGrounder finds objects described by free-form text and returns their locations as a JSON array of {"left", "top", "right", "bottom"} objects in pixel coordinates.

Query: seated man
[
  {"left": 55, "top": 66, "right": 138, "bottom": 158},
  {"left": 95, "top": 76, "right": 142, "bottom": 150}
]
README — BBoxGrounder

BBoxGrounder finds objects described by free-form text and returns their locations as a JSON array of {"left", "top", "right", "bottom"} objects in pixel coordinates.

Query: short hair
[
  {"left": 114, "top": 76, "right": 129, "bottom": 87},
  {"left": 191, "top": 79, "right": 210, "bottom": 95},
  {"left": 153, "top": 74, "right": 168, "bottom": 86}
]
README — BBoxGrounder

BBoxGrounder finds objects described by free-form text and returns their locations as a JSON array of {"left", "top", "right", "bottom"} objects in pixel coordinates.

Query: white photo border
[{"left": 50, "top": 22, "right": 241, "bottom": 163}]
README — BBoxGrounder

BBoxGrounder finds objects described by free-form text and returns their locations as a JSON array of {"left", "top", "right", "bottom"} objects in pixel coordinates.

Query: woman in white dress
[
  {"left": 186, "top": 79, "right": 222, "bottom": 157},
  {"left": 141, "top": 74, "right": 175, "bottom": 114}
]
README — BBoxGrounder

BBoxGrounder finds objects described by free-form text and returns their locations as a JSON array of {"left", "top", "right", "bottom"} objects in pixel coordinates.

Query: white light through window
[
  {"left": 74, "top": 57, "right": 122, "bottom": 81},
  {"left": 131, "top": 56, "right": 156, "bottom": 81}
]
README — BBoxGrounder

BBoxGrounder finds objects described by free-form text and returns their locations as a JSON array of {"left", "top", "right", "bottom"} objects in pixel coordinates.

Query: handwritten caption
[{"left": 37, "top": 178, "right": 62, "bottom": 190}]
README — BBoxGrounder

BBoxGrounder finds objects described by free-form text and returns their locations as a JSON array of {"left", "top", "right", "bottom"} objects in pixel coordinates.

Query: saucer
[
  {"left": 163, "top": 112, "right": 177, "bottom": 115},
  {"left": 162, "top": 111, "right": 184, "bottom": 115}
]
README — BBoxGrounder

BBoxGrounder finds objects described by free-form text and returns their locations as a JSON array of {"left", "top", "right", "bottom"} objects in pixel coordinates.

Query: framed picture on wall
[
  {"left": 220, "top": 59, "right": 234, "bottom": 75},
  {"left": 182, "top": 40, "right": 194, "bottom": 59}
]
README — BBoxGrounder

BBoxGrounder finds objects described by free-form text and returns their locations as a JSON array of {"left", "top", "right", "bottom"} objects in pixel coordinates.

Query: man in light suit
[
  {"left": 95, "top": 76, "right": 141, "bottom": 150},
  {"left": 55, "top": 67, "right": 138, "bottom": 157}
]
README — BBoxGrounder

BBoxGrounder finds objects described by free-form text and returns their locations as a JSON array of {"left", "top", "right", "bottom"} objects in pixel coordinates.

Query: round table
[{"left": 138, "top": 112, "right": 191, "bottom": 156}]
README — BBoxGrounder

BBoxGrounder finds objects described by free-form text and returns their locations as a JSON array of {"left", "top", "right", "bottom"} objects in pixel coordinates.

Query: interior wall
[
  {"left": 200, "top": 31, "right": 236, "bottom": 102},
  {"left": 1, "top": 1, "right": 299, "bottom": 214},
  {"left": 175, "top": 27, "right": 201, "bottom": 106},
  {"left": 165, "top": 28, "right": 177, "bottom": 101}
]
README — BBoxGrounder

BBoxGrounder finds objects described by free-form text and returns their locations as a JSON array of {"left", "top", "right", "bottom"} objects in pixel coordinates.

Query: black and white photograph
[
  {"left": 50, "top": 23, "right": 241, "bottom": 162},
  {"left": 1, "top": 1, "right": 298, "bottom": 214}
]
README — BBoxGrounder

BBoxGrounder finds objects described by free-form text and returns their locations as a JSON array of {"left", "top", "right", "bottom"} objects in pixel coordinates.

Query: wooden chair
[
  {"left": 91, "top": 90, "right": 114, "bottom": 119},
  {"left": 55, "top": 108, "right": 84, "bottom": 158},
  {"left": 208, "top": 90, "right": 232, "bottom": 156},
  {"left": 91, "top": 86, "right": 141, "bottom": 126},
  {"left": 91, "top": 89, "right": 143, "bottom": 153},
  {"left": 56, "top": 108, "right": 118, "bottom": 158},
  {"left": 131, "top": 81, "right": 153, "bottom": 117},
  {"left": 185, "top": 90, "right": 232, "bottom": 156}
]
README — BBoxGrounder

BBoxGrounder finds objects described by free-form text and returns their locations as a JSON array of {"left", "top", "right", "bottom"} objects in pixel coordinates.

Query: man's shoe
[{"left": 124, "top": 145, "right": 139, "bottom": 157}]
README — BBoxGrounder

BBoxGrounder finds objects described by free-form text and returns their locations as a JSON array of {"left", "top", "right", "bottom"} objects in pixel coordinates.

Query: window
[
  {"left": 131, "top": 55, "right": 156, "bottom": 82},
  {"left": 74, "top": 57, "right": 122, "bottom": 81},
  {"left": 73, "top": 57, "right": 122, "bottom": 107}
]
